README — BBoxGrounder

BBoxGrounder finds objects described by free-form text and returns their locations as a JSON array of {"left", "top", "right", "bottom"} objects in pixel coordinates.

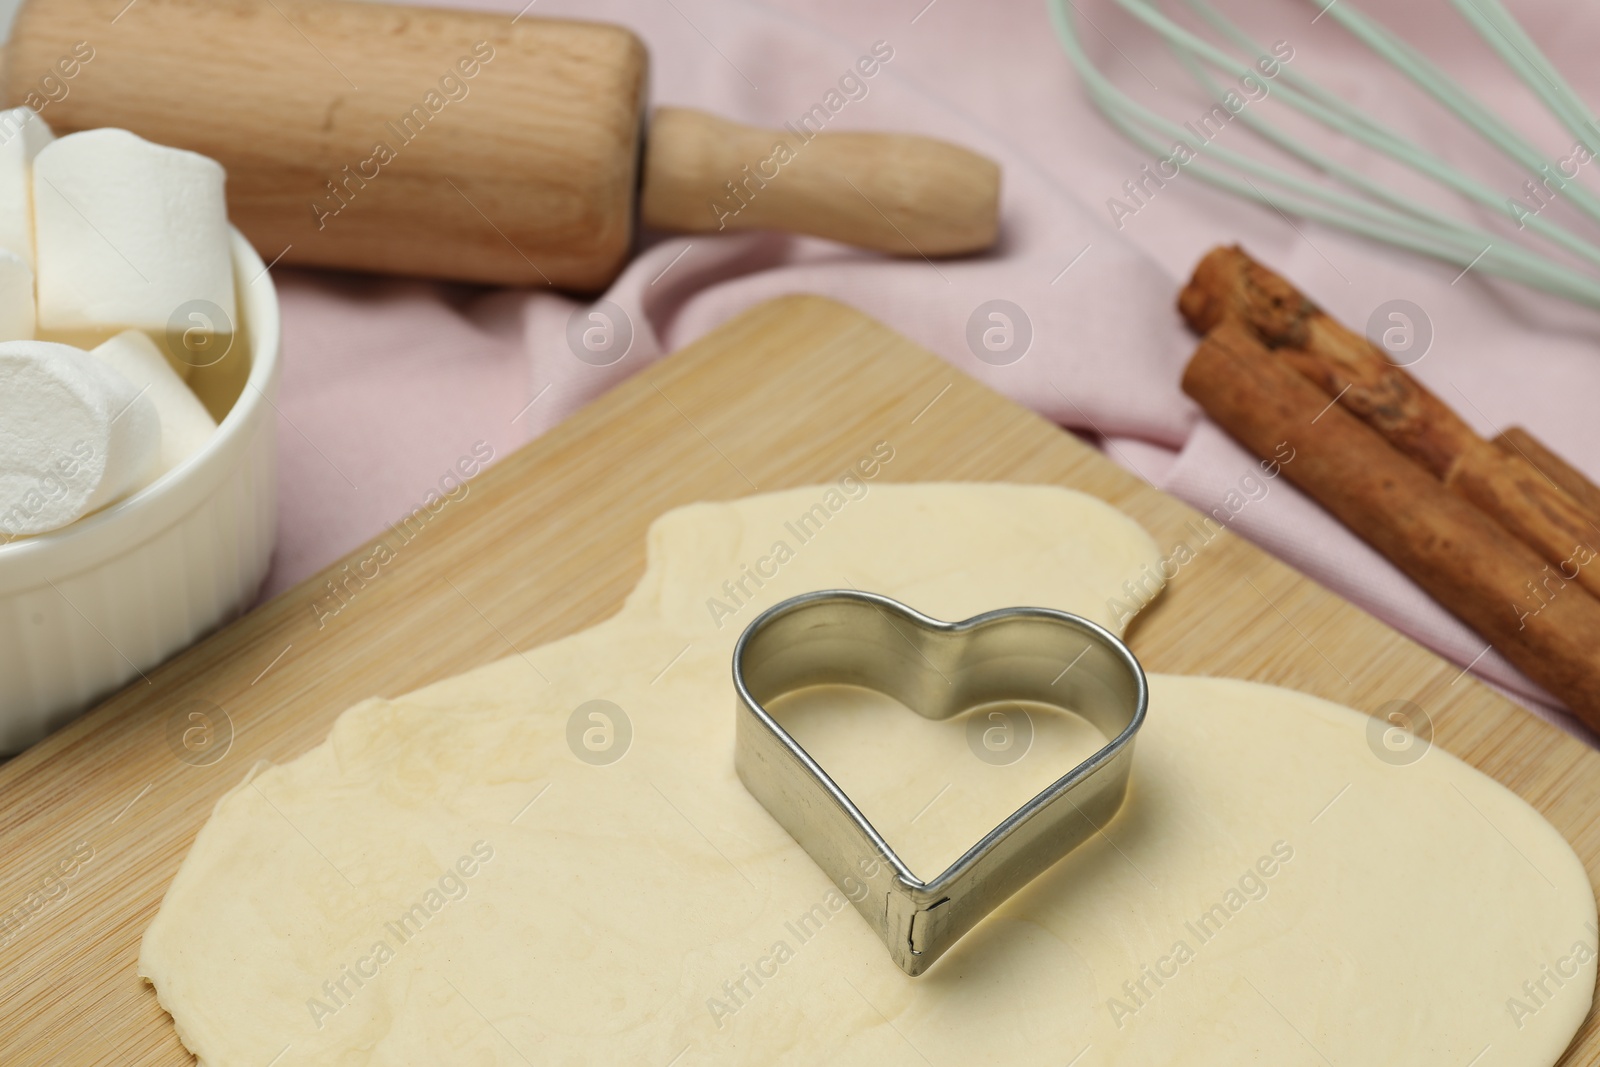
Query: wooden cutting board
[{"left": 2, "top": 295, "right": 1597, "bottom": 1064}]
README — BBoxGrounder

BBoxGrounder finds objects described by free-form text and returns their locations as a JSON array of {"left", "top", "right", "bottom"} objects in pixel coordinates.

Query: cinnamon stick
[
  {"left": 1495, "top": 426, "right": 1600, "bottom": 528},
  {"left": 1181, "top": 245, "right": 1600, "bottom": 602},
  {"left": 1180, "top": 245, "right": 1477, "bottom": 476},
  {"left": 1183, "top": 319, "right": 1600, "bottom": 725}
]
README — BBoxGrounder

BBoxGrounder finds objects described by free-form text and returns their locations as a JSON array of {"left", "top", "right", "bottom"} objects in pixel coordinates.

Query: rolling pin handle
[{"left": 640, "top": 106, "right": 1000, "bottom": 258}]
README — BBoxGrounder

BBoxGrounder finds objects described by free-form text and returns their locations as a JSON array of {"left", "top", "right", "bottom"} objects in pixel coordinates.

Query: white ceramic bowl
[{"left": 0, "top": 230, "right": 280, "bottom": 752}]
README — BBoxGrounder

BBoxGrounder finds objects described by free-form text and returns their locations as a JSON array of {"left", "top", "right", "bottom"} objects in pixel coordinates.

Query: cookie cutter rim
[{"left": 732, "top": 589, "right": 1147, "bottom": 976}]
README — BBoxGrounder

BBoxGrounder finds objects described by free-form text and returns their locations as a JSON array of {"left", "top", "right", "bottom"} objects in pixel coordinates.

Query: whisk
[{"left": 1051, "top": 0, "right": 1600, "bottom": 308}]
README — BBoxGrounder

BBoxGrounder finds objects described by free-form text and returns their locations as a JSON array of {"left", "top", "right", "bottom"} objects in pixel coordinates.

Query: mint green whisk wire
[
  {"left": 1163, "top": 22, "right": 1557, "bottom": 269},
  {"left": 1114, "top": 0, "right": 1600, "bottom": 277},
  {"left": 1311, "top": 0, "right": 1600, "bottom": 227},
  {"left": 1174, "top": 0, "right": 1600, "bottom": 274},
  {"left": 1055, "top": 0, "right": 1566, "bottom": 289},
  {"left": 1451, "top": 0, "right": 1597, "bottom": 149},
  {"left": 1047, "top": 0, "right": 1600, "bottom": 309}
]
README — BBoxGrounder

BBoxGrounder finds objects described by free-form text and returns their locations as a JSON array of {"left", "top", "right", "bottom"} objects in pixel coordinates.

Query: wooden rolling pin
[{"left": 1, "top": 0, "right": 1000, "bottom": 290}]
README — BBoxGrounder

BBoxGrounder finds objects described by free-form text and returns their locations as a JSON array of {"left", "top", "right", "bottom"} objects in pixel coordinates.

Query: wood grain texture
[
  {"left": 2, "top": 1, "right": 1001, "bottom": 289},
  {"left": 0, "top": 295, "right": 1597, "bottom": 1064},
  {"left": 5, "top": 0, "right": 648, "bottom": 288},
  {"left": 640, "top": 107, "right": 1000, "bottom": 256}
]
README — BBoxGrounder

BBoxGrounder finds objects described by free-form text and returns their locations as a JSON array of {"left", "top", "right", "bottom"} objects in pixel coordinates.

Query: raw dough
[{"left": 141, "top": 484, "right": 1597, "bottom": 1065}]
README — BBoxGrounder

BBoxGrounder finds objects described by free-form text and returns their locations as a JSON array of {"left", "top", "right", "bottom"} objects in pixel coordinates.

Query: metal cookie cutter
[{"left": 733, "top": 590, "right": 1147, "bottom": 976}]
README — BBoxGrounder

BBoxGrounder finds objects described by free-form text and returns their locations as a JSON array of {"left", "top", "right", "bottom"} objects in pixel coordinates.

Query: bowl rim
[{"left": 0, "top": 228, "right": 282, "bottom": 589}]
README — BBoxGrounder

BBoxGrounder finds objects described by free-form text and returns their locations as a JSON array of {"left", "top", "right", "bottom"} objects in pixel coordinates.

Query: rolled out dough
[{"left": 141, "top": 484, "right": 1597, "bottom": 1065}]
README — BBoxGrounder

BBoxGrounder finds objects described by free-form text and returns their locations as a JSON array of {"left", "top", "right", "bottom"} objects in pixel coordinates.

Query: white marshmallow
[
  {"left": 33, "top": 129, "right": 235, "bottom": 360},
  {"left": 0, "top": 340, "right": 160, "bottom": 536},
  {"left": 92, "top": 330, "right": 216, "bottom": 479},
  {"left": 0, "top": 250, "right": 35, "bottom": 341},
  {"left": 0, "top": 107, "right": 53, "bottom": 270}
]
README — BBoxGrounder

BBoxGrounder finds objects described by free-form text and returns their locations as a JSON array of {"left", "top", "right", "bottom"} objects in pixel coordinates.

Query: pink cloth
[{"left": 263, "top": 0, "right": 1600, "bottom": 738}]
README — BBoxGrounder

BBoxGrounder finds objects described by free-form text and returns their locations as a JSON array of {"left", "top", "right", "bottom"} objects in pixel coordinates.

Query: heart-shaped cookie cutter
[{"left": 733, "top": 590, "right": 1147, "bottom": 976}]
